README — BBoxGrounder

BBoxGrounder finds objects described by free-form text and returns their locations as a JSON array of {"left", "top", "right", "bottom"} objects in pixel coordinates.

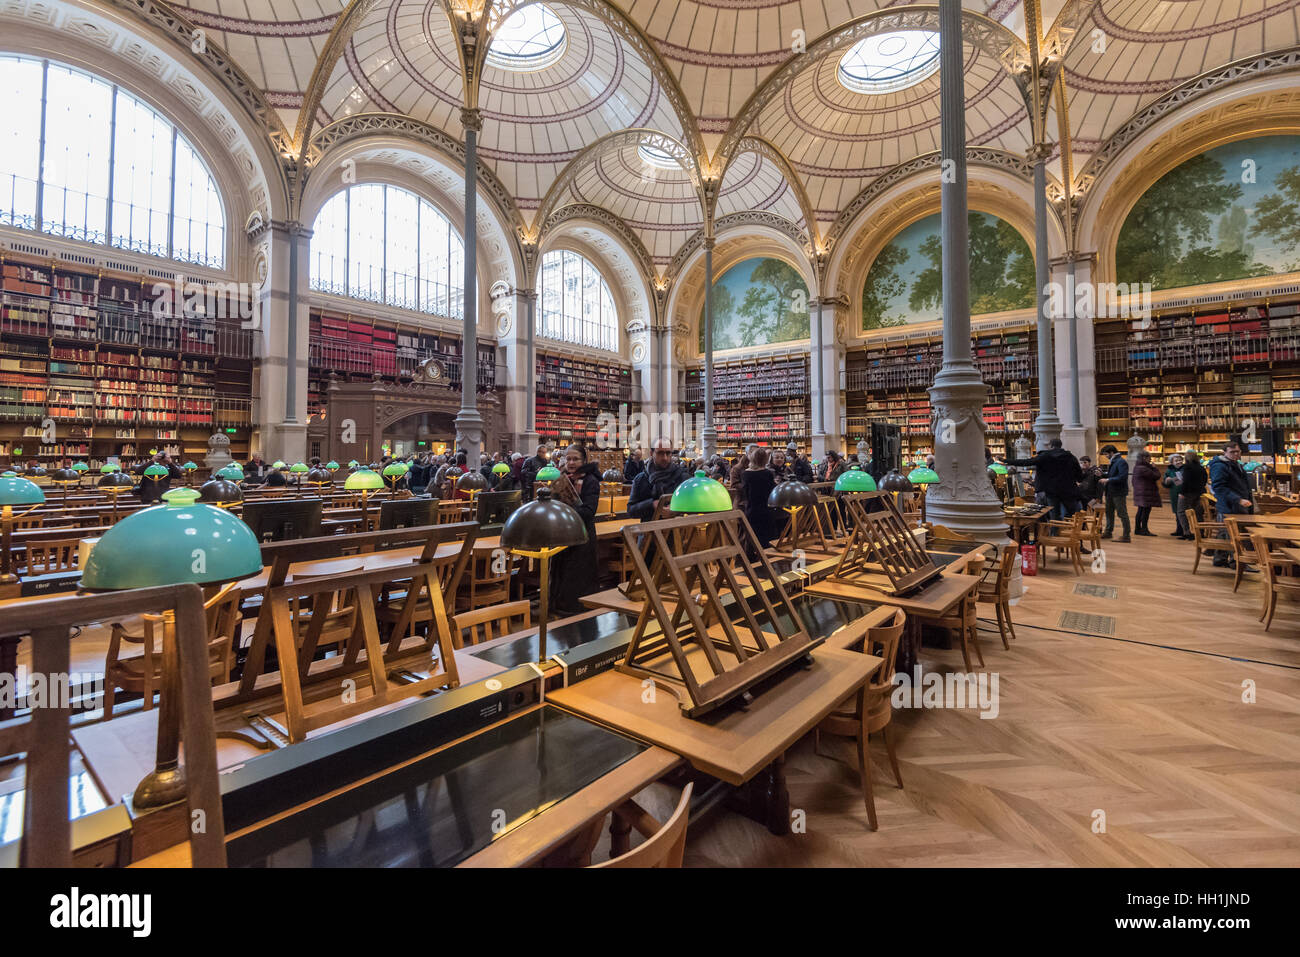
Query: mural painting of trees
[
  {"left": 862, "top": 212, "right": 1034, "bottom": 330},
  {"left": 1116, "top": 136, "right": 1300, "bottom": 288},
  {"left": 699, "top": 257, "right": 810, "bottom": 351}
]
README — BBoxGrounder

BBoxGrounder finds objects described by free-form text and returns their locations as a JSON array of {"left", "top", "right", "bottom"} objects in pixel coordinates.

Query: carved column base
[
  {"left": 700, "top": 426, "right": 718, "bottom": 460},
  {"left": 927, "top": 378, "right": 1008, "bottom": 540},
  {"left": 1032, "top": 413, "right": 1063, "bottom": 451},
  {"left": 454, "top": 408, "right": 485, "bottom": 463}
]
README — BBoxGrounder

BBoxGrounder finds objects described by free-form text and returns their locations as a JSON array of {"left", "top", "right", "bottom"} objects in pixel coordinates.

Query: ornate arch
[
  {"left": 668, "top": 212, "right": 813, "bottom": 286},
  {"left": 729, "top": 136, "right": 819, "bottom": 247}
]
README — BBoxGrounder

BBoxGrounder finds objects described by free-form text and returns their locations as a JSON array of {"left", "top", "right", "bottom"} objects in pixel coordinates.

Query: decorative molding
[
  {"left": 668, "top": 210, "right": 810, "bottom": 283},
  {"left": 537, "top": 203, "right": 657, "bottom": 290}
]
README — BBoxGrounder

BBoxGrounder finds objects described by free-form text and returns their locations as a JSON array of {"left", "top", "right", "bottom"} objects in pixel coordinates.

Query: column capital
[
  {"left": 702, "top": 236, "right": 716, "bottom": 252},
  {"left": 515, "top": 287, "right": 537, "bottom": 302},
  {"left": 1050, "top": 250, "right": 1098, "bottom": 268},
  {"left": 1027, "top": 141, "right": 1053, "bottom": 163},
  {"left": 460, "top": 107, "right": 483, "bottom": 133}
]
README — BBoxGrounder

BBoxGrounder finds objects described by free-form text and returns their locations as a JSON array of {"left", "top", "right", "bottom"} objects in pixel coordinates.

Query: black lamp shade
[
  {"left": 25, "top": 465, "right": 47, "bottom": 478},
  {"left": 768, "top": 478, "right": 817, "bottom": 510},
  {"left": 51, "top": 468, "right": 79, "bottom": 484},
  {"left": 306, "top": 467, "right": 332, "bottom": 485},
  {"left": 98, "top": 471, "right": 135, "bottom": 488},
  {"left": 501, "top": 487, "right": 588, "bottom": 551},
  {"left": 880, "top": 469, "right": 914, "bottom": 494},
  {"left": 602, "top": 468, "right": 623, "bottom": 483},
  {"left": 457, "top": 470, "right": 489, "bottom": 494},
  {"left": 199, "top": 478, "right": 243, "bottom": 505}
]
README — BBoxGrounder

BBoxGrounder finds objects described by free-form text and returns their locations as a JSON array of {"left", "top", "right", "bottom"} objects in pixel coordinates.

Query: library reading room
[{"left": 0, "top": 0, "right": 1296, "bottom": 899}]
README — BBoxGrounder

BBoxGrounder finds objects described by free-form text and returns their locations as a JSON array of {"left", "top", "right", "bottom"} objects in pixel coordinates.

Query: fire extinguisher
[{"left": 1020, "top": 542, "right": 1038, "bottom": 576}]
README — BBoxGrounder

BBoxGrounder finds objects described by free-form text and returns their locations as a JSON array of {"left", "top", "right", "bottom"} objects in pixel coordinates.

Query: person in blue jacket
[
  {"left": 1098, "top": 445, "right": 1131, "bottom": 542},
  {"left": 1209, "top": 440, "right": 1255, "bottom": 570}
]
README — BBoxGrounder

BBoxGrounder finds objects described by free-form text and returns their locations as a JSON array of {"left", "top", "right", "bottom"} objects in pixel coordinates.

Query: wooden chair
[
  {"left": 1185, "top": 509, "right": 1225, "bottom": 574},
  {"left": 17, "top": 536, "right": 81, "bottom": 575},
  {"left": 1251, "top": 532, "right": 1300, "bottom": 631},
  {"left": 925, "top": 523, "right": 974, "bottom": 544},
  {"left": 103, "top": 582, "right": 242, "bottom": 718},
  {"left": 1036, "top": 511, "right": 1084, "bottom": 575},
  {"left": 458, "top": 548, "right": 514, "bottom": 612},
  {"left": 975, "top": 543, "right": 1018, "bottom": 649},
  {"left": 591, "top": 782, "right": 693, "bottom": 868},
  {"left": 1225, "top": 518, "right": 1262, "bottom": 592},
  {"left": 453, "top": 599, "right": 531, "bottom": 648},
  {"left": 436, "top": 500, "right": 470, "bottom": 525},
  {"left": 13, "top": 513, "right": 43, "bottom": 530},
  {"left": 814, "top": 608, "right": 907, "bottom": 830}
]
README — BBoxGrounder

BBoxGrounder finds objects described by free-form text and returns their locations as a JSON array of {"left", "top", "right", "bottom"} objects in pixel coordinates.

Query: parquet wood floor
[{"left": 670, "top": 506, "right": 1300, "bottom": 867}]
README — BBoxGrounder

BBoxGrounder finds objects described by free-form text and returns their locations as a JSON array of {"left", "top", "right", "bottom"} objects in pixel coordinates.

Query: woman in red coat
[{"left": 1130, "top": 450, "right": 1163, "bottom": 537}]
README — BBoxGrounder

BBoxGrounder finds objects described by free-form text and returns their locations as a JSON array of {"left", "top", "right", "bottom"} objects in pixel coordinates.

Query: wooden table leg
[
  {"left": 726, "top": 754, "right": 791, "bottom": 835},
  {"left": 0, "top": 635, "right": 19, "bottom": 721}
]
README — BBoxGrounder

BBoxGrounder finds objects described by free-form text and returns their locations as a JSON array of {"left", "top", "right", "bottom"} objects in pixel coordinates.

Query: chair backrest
[
  {"left": 13, "top": 513, "right": 44, "bottom": 530},
  {"left": 863, "top": 608, "right": 906, "bottom": 696},
  {"left": 1250, "top": 532, "right": 1291, "bottom": 587},
  {"left": 20, "top": 537, "right": 81, "bottom": 575},
  {"left": 926, "top": 524, "right": 974, "bottom": 543},
  {"left": 453, "top": 599, "right": 531, "bottom": 648},
  {"left": 1225, "top": 517, "right": 1259, "bottom": 561},
  {"left": 592, "top": 782, "right": 693, "bottom": 869}
]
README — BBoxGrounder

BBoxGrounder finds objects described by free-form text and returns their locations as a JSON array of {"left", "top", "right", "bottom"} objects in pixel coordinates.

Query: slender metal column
[
  {"left": 923, "top": 0, "right": 1006, "bottom": 538},
  {"left": 701, "top": 238, "right": 717, "bottom": 457},
  {"left": 1032, "top": 152, "right": 1061, "bottom": 449},
  {"left": 1067, "top": 259, "right": 1082, "bottom": 429},
  {"left": 524, "top": 290, "right": 537, "bottom": 435},
  {"left": 285, "top": 222, "right": 300, "bottom": 424},
  {"left": 454, "top": 108, "right": 485, "bottom": 461}
]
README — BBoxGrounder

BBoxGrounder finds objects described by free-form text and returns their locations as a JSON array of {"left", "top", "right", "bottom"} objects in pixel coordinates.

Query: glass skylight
[
  {"left": 638, "top": 143, "right": 683, "bottom": 171},
  {"left": 486, "top": 4, "right": 567, "bottom": 72},
  {"left": 838, "top": 31, "right": 942, "bottom": 95}
]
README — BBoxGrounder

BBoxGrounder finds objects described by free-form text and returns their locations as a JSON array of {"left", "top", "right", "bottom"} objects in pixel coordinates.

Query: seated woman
[{"left": 549, "top": 444, "right": 602, "bottom": 616}]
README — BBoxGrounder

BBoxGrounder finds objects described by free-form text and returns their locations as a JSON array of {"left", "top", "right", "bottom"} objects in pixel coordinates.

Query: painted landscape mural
[
  {"left": 699, "top": 256, "right": 811, "bottom": 351},
  {"left": 861, "top": 211, "right": 1035, "bottom": 330},
  {"left": 1115, "top": 135, "right": 1300, "bottom": 290}
]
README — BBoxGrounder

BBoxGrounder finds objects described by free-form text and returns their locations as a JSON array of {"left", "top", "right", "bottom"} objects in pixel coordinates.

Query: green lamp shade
[
  {"left": 290, "top": 462, "right": 309, "bottom": 474},
  {"left": 72, "top": 462, "right": 89, "bottom": 473},
  {"left": 143, "top": 464, "right": 169, "bottom": 478},
  {"left": 1244, "top": 461, "right": 1260, "bottom": 472},
  {"left": 216, "top": 465, "right": 244, "bottom": 482},
  {"left": 98, "top": 471, "right": 135, "bottom": 489},
  {"left": 345, "top": 468, "right": 384, "bottom": 491},
  {"left": 81, "top": 488, "right": 262, "bottom": 591},
  {"left": 494, "top": 463, "right": 512, "bottom": 476},
  {"left": 835, "top": 466, "right": 877, "bottom": 492},
  {"left": 100, "top": 463, "right": 119, "bottom": 474},
  {"left": 1, "top": 471, "right": 16, "bottom": 477},
  {"left": 601, "top": 468, "right": 622, "bottom": 482},
  {"left": 670, "top": 470, "right": 732, "bottom": 513},
  {"left": 182, "top": 461, "right": 198, "bottom": 471},
  {"left": 326, "top": 461, "right": 341, "bottom": 470},
  {"left": 908, "top": 467, "right": 940, "bottom": 485},
  {"left": 0, "top": 474, "right": 45, "bottom": 506},
  {"left": 988, "top": 463, "right": 1009, "bottom": 475},
  {"left": 347, "top": 460, "right": 360, "bottom": 469},
  {"left": 199, "top": 478, "right": 243, "bottom": 506},
  {"left": 457, "top": 470, "right": 489, "bottom": 493},
  {"left": 271, "top": 460, "right": 287, "bottom": 470},
  {"left": 880, "top": 469, "right": 914, "bottom": 494},
  {"left": 501, "top": 488, "right": 588, "bottom": 552},
  {"left": 382, "top": 463, "right": 408, "bottom": 477},
  {"left": 536, "top": 465, "right": 562, "bottom": 482},
  {"left": 768, "top": 479, "right": 817, "bottom": 510}
]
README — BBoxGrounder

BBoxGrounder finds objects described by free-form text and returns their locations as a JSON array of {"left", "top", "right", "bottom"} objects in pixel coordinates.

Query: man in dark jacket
[
  {"left": 1178, "top": 450, "right": 1208, "bottom": 540},
  {"left": 521, "top": 445, "right": 550, "bottom": 500},
  {"left": 789, "top": 444, "right": 814, "bottom": 483},
  {"left": 628, "top": 439, "right": 690, "bottom": 521},
  {"left": 1209, "top": 441, "right": 1253, "bottom": 569},
  {"left": 624, "top": 448, "right": 645, "bottom": 483},
  {"left": 1077, "top": 455, "right": 1103, "bottom": 505},
  {"left": 136, "top": 452, "right": 184, "bottom": 504},
  {"left": 1098, "top": 445, "right": 1131, "bottom": 542},
  {"left": 1008, "top": 439, "right": 1083, "bottom": 519}
]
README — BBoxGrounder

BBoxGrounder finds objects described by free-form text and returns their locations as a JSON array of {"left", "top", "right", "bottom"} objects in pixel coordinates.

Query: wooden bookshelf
[
  {"left": 535, "top": 351, "right": 637, "bottom": 446},
  {"left": 0, "top": 253, "right": 255, "bottom": 469},
  {"left": 682, "top": 355, "right": 809, "bottom": 448}
]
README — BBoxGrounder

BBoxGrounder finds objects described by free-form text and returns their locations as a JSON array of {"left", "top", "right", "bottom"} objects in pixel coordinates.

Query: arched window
[
  {"left": 539, "top": 250, "right": 619, "bottom": 352},
  {"left": 0, "top": 55, "right": 226, "bottom": 268},
  {"left": 309, "top": 183, "right": 466, "bottom": 319}
]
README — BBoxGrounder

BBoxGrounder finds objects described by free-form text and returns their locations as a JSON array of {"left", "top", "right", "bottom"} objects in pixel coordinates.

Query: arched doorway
[{"left": 384, "top": 410, "right": 457, "bottom": 458}]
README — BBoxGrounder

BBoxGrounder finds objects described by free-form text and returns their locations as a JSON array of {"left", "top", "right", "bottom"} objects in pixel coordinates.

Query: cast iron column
[
  {"left": 924, "top": 0, "right": 1007, "bottom": 538},
  {"left": 701, "top": 237, "right": 717, "bottom": 457},
  {"left": 455, "top": 108, "right": 485, "bottom": 462},
  {"left": 1067, "top": 258, "right": 1082, "bottom": 429},
  {"left": 1032, "top": 148, "right": 1061, "bottom": 449}
]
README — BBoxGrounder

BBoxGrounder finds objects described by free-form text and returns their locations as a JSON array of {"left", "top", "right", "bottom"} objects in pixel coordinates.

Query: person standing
[
  {"left": 548, "top": 444, "right": 601, "bottom": 616},
  {"left": 825, "top": 449, "right": 848, "bottom": 484},
  {"left": 770, "top": 449, "right": 788, "bottom": 481},
  {"left": 628, "top": 438, "right": 690, "bottom": 521},
  {"left": 1163, "top": 453, "right": 1185, "bottom": 537},
  {"left": 1131, "top": 450, "right": 1162, "bottom": 536},
  {"left": 521, "top": 445, "right": 550, "bottom": 500},
  {"left": 1098, "top": 445, "right": 1131, "bottom": 542},
  {"left": 1209, "top": 440, "right": 1254, "bottom": 569},
  {"left": 1007, "top": 438, "right": 1082, "bottom": 519},
  {"left": 790, "top": 444, "right": 814, "bottom": 483},
  {"left": 136, "top": 451, "right": 184, "bottom": 503},
  {"left": 623, "top": 448, "right": 645, "bottom": 483},
  {"left": 1077, "top": 455, "right": 1102, "bottom": 507},
  {"left": 1178, "top": 450, "right": 1208, "bottom": 540},
  {"left": 742, "top": 446, "right": 778, "bottom": 548}
]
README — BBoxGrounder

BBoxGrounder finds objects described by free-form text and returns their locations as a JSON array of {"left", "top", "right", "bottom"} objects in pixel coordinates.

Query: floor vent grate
[
  {"left": 1073, "top": 583, "right": 1118, "bottom": 599},
  {"left": 1058, "top": 611, "right": 1117, "bottom": 636}
]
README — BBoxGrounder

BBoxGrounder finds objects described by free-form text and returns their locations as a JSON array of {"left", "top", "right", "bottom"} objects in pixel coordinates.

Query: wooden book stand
[
  {"left": 830, "top": 493, "right": 941, "bottom": 595},
  {"left": 618, "top": 509, "right": 819, "bottom": 718},
  {"left": 772, "top": 503, "right": 831, "bottom": 555}
]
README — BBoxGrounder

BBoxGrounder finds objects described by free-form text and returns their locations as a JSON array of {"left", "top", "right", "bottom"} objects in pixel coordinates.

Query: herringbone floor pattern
[{"left": 677, "top": 508, "right": 1300, "bottom": 866}]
